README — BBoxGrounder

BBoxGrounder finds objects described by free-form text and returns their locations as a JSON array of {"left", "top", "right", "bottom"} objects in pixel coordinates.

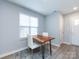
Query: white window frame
[{"left": 19, "top": 13, "right": 38, "bottom": 38}]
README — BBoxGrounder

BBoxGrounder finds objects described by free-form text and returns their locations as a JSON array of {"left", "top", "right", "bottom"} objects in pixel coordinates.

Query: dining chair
[
  {"left": 27, "top": 34, "right": 40, "bottom": 49},
  {"left": 42, "top": 32, "right": 50, "bottom": 51},
  {"left": 42, "top": 32, "right": 48, "bottom": 36},
  {"left": 27, "top": 34, "right": 41, "bottom": 59}
]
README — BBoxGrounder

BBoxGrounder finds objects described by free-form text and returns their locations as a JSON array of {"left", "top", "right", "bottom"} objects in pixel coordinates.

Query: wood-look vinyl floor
[
  {"left": 1, "top": 44, "right": 79, "bottom": 59},
  {"left": 49, "top": 44, "right": 79, "bottom": 59}
]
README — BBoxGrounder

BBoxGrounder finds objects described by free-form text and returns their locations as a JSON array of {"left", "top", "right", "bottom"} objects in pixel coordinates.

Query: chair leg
[
  {"left": 30, "top": 49, "right": 33, "bottom": 59},
  {"left": 50, "top": 40, "right": 52, "bottom": 55},
  {"left": 41, "top": 44, "right": 45, "bottom": 59}
]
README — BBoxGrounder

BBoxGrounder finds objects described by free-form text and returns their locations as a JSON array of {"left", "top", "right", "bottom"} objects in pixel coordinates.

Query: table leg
[
  {"left": 50, "top": 40, "right": 52, "bottom": 55},
  {"left": 41, "top": 45, "right": 45, "bottom": 59}
]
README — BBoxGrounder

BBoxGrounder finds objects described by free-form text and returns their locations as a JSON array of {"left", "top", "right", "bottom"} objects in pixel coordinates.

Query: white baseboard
[
  {"left": 63, "top": 42, "right": 71, "bottom": 45},
  {"left": 51, "top": 43, "right": 60, "bottom": 47},
  {"left": 70, "top": 43, "right": 79, "bottom": 46},
  {"left": 0, "top": 47, "right": 28, "bottom": 58}
]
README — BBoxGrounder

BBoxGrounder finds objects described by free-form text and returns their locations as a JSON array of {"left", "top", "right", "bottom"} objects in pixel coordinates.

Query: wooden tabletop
[{"left": 33, "top": 35, "right": 55, "bottom": 44}]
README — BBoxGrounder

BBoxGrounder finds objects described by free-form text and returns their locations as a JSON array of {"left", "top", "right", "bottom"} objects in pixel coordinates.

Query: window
[{"left": 19, "top": 13, "right": 38, "bottom": 38}]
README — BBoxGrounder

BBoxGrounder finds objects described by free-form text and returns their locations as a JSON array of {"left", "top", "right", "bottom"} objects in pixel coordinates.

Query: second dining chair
[{"left": 42, "top": 32, "right": 48, "bottom": 36}]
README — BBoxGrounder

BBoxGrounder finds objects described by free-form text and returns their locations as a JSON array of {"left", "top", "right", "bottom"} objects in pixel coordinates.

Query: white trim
[
  {"left": 51, "top": 43, "right": 60, "bottom": 47},
  {"left": 0, "top": 47, "right": 28, "bottom": 58},
  {"left": 63, "top": 42, "right": 71, "bottom": 45},
  {"left": 71, "top": 43, "right": 79, "bottom": 46}
]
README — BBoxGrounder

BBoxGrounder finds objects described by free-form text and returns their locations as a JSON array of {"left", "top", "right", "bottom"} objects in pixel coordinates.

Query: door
[{"left": 71, "top": 16, "right": 79, "bottom": 45}]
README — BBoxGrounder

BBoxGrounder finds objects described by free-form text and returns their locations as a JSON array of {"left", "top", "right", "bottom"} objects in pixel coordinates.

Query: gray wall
[
  {"left": 64, "top": 12, "right": 79, "bottom": 44},
  {"left": 45, "top": 12, "right": 63, "bottom": 46},
  {"left": 0, "top": 0, "right": 45, "bottom": 55},
  {"left": 63, "top": 14, "right": 71, "bottom": 43}
]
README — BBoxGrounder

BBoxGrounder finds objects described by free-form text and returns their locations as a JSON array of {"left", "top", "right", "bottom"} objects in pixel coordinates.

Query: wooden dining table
[{"left": 33, "top": 35, "right": 55, "bottom": 59}]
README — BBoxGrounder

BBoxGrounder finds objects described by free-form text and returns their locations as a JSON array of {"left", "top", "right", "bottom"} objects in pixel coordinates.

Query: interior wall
[
  {"left": 64, "top": 11, "right": 79, "bottom": 44},
  {"left": 63, "top": 14, "right": 72, "bottom": 44},
  {"left": 0, "top": 0, "right": 45, "bottom": 56},
  {"left": 45, "top": 11, "right": 64, "bottom": 46}
]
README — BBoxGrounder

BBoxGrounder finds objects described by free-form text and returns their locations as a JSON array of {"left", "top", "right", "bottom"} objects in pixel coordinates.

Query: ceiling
[{"left": 7, "top": 0, "right": 79, "bottom": 15}]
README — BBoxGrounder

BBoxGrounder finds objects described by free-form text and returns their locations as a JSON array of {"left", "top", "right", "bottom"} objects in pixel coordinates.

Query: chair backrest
[
  {"left": 27, "top": 34, "right": 33, "bottom": 48},
  {"left": 42, "top": 32, "right": 48, "bottom": 36}
]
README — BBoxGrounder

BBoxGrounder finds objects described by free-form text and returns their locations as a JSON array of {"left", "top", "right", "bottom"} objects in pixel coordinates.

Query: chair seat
[{"left": 30, "top": 42, "right": 40, "bottom": 49}]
